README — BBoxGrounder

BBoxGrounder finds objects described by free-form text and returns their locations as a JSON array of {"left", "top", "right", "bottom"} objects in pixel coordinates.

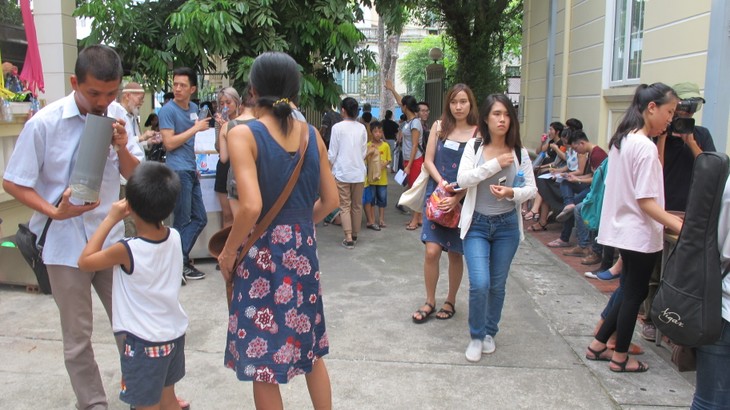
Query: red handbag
[{"left": 425, "top": 185, "right": 461, "bottom": 228}]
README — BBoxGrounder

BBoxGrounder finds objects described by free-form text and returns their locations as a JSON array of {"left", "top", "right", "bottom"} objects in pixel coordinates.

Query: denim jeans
[
  {"left": 573, "top": 202, "right": 601, "bottom": 253},
  {"left": 464, "top": 209, "right": 520, "bottom": 339},
  {"left": 601, "top": 272, "right": 625, "bottom": 319},
  {"left": 692, "top": 319, "right": 730, "bottom": 409},
  {"left": 173, "top": 170, "right": 208, "bottom": 264},
  {"left": 559, "top": 180, "right": 589, "bottom": 206}
]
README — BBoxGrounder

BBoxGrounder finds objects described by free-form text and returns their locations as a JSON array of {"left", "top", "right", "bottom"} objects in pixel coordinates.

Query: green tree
[
  {"left": 414, "top": 0, "right": 522, "bottom": 99},
  {"left": 74, "top": 0, "right": 376, "bottom": 109},
  {"left": 398, "top": 35, "right": 456, "bottom": 101}
]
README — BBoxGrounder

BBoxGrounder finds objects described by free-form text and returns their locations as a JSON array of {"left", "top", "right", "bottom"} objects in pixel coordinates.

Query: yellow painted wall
[{"left": 520, "top": 0, "right": 714, "bottom": 150}]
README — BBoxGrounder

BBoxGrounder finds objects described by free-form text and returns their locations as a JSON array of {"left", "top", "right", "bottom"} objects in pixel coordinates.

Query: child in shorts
[
  {"left": 78, "top": 162, "right": 188, "bottom": 410},
  {"left": 364, "top": 121, "right": 392, "bottom": 230}
]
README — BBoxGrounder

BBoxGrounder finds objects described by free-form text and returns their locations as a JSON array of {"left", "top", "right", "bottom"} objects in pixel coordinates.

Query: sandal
[
  {"left": 379, "top": 221, "right": 387, "bottom": 228},
  {"left": 412, "top": 302, "right": 435, "bottom": 324},
  {"left": 547, "top": 238, "right": 571, "bottom": 248},
  {"left": 610, "top": 357, "right": 649, "bottom": 373},
  {"left": 406, "top": 224, "right": 419, "bottom": 231},
  {"left": 435, "top": 301, "right": 456, "bottom": 320},
  {"left": 527, "top": 221, "right": 548, "bottom": 232},
  {"left": 523, "top": 211, "right": 536, "bottom": 220},
  {"left": 585, "top": 346, "right": 613, "bottom": 361}
]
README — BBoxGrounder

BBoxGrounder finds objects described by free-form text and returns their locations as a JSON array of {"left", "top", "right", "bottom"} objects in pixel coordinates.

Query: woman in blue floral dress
[
  {"left": 218, "top": 52, "right": 339, "bottom": 408},
  {"left": 411, "top": 84, "right": 480, "bottom": 323}
]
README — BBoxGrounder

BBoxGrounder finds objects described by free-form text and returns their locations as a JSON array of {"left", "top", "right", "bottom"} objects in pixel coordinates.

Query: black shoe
[
  {"left": 395, "top": 204, "right": 409, "bottom": 214},
  {"left": 183, "top": 263, "right": 206, "bottom": 280}
]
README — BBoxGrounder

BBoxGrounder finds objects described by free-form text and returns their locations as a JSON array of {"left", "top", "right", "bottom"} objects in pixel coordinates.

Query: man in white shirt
[
  {"left": 120, "top": 81, "right": 160, "bottom": 151},
  {"left": 2, "top": 45, "right": 143, "bottom": 410}
]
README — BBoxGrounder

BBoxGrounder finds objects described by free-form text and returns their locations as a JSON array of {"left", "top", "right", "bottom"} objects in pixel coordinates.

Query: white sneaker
[
  {"left": 482, "top": 335, "right": 496, "bottom": 354},
  {"left": 465, "top": 339, "right": 483, "bottom": 362}
]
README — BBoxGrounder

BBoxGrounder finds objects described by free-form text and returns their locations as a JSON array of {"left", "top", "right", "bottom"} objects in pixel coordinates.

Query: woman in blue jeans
[
  {"left": 692, "top": 177, "right": 730, "bottom": 409},
  {"left": 456, "top": 94, "right": 537, "bottom": 362}
]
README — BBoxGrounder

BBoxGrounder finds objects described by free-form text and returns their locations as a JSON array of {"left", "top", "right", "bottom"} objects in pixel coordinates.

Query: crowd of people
[{"left": 2, "top": 42, "right": 728, "bottom": 409}]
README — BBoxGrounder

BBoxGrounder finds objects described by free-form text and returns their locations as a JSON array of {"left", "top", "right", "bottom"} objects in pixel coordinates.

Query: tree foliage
[
  {"left": 412, "top": 0, "right": 523, "bottom": 100},
  {"left": 74, "top": 0, "right": 377, "bottom": 109},
  {"left": 398, "top": 35, "right": 456, "bottom": 101}
]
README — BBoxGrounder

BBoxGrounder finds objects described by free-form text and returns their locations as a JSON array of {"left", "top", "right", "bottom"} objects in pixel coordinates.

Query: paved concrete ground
[{"left": 0, "top": 182, "right": 696, "bottom": 409}]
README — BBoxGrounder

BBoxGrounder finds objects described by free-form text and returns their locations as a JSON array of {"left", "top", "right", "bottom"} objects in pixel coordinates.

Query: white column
[
  {"left": 34, "top": 0, "right": 77, "bottom": 104},
  {"left": 704, "top": 0, "right": 730, "bottom": 154}
]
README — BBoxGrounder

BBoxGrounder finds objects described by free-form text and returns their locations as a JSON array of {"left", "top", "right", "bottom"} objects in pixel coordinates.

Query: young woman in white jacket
[{"left": 456, "top": 93, "right": 537, "bottom": 362}]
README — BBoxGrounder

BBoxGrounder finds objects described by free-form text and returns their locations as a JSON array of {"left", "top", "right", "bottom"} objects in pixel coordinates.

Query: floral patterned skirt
[{"left": 224, "top": 216, "right": 329, "bottom": 384}]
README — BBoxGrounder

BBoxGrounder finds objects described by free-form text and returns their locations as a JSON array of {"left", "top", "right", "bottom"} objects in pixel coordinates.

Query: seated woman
[{"left": 524, "top": 122, "right": 565, "bottom": 221}]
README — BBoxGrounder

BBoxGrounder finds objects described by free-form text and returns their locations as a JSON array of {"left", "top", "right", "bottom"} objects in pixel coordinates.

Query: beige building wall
[{"left": 520, "top": 0, "right": 714, "bottom": 152}]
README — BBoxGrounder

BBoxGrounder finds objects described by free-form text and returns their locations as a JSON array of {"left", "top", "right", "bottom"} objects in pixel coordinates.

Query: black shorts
[{"left": 214, "top": 160, "right": 229, "bottom": 193}]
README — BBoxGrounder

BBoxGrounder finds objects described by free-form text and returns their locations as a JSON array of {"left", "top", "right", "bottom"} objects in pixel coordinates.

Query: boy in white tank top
[{"left": 78, "top": 162, "right": 188, "bottom": 409}]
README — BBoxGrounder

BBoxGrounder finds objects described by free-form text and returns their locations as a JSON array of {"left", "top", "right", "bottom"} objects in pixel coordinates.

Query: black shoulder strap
[
  {"left": 723, "top": 263, "right": 730, "bottom": 279},
  {"left": 39, "top": 197, "right": 63, "bottom": 247}
]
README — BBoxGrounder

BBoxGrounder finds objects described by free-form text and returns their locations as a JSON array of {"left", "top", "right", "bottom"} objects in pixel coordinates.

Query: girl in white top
[
  {"left": 457, "top": 94, "right": 537, "bottom": 362},
  {"left": 327, "top": 97, "right": 368, "bottom": 248},
  {"left": 586, "top": 83, "right": 683, "bottom": 373}
]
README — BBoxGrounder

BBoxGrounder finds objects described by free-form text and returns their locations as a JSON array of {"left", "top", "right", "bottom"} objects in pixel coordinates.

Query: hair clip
[{"left": 274, "top": 98, "right": 290, "bottom": 105}]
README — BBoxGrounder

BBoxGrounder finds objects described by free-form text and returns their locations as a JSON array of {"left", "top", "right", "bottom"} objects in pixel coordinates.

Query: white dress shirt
[{"left": 4, "top": 92, "right": 144, "bottom": 267}]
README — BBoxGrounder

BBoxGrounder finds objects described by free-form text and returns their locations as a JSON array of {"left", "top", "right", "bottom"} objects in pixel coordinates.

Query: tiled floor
[{"left": 525, "top": 218, "right": 619, "bottom": 296}]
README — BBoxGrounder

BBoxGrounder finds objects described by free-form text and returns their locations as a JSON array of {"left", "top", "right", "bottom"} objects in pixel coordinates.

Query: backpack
[
  {"left": 580, "top": 158, "right": 608, "bottom": 231},
  {"left": 650, "top": 152, "right": 730, "bottom": 347},
  {"left": 320, "top": 110, "right": 342, "bottom": 147}
]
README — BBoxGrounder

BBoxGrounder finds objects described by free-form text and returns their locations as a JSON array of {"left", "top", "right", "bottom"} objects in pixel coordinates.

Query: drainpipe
[
  {"left": 559, "top": 0, "right": 573, "bottom": 122},
  {"left": 544, "top": 0, "right": 558, "bottom": 131}
]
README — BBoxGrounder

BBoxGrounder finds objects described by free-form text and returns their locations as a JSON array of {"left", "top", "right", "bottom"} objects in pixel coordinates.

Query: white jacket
[{"left": 456, "top": 139, "right": 537, "bottom": 240}]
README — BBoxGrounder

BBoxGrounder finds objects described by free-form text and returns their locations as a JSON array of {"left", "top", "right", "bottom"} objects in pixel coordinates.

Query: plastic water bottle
[
  {"left": 2, "top": 99, "right": 13, "bottom": 122},
  {"left": 513, "top": 170, "right": 525, "bottom": 188},
  {"left": 221, "top": 106, "right": 229, "bottom": 121}
]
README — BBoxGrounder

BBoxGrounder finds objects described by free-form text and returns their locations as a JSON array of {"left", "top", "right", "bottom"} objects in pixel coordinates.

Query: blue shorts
[
  {"left": 119, "top": 333, "right": 186, "bottom": 407},
  {"left": 362, "top": 186, "right": 374, "bottom": 205},
  {"left": 369, "top": 185, "right": 387, "bottom": 207}
]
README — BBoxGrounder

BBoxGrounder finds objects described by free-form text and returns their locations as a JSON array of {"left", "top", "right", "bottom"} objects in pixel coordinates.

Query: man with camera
[
  {"left": 639, "top": 82, "right": 717, "bottom": 342},
  {"left": 657, "top": 82, "right": 716, "bottom": 211}
]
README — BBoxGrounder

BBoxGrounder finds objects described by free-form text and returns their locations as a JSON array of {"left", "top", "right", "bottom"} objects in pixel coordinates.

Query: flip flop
[
  {"left": 406, "top": 224, "right": 419, "bottom": 230},
  {"left": 547, "top": 238, "right": 571, "bottom": 248}
]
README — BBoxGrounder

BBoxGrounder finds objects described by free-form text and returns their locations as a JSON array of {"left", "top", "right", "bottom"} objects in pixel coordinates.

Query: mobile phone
[
  {"left": 198, "top": 106, "right": 210, "bottom": 119},
  {"left": 451, "top": 184, "right": 466, "bottom": 192},
  {"left": 498, "top": 176, "right": 507, "bottom": 186}
]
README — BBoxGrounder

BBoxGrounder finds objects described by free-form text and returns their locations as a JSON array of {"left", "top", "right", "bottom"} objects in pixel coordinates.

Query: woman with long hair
[
  {"left": 218, "top": 52, "right": 338, "bottom": 408},
  {"left": 218, "top": 85, "right": 256, "bottom": 217},
  {"left": 457, "top": 94, "right": 537, "bottom": 362},
  {"left": 585, "top": 83, "right": 683, "bottom": 372},
  {"left": 411, "top": 84, "right": 479, "bottom": 323},
  {"left": 385, "top": 79, "right": 424, "bottom": 230},
  {"left": 214, "top": 87, "right": 241, "bottom": 228}
]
